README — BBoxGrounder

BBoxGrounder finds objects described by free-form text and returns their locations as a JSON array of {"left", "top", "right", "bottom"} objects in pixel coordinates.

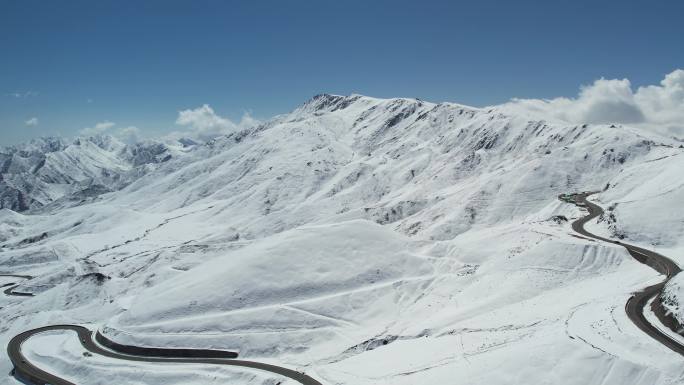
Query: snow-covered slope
[{"left": 2, "top": 94, "right": 684, "bottom": 385}]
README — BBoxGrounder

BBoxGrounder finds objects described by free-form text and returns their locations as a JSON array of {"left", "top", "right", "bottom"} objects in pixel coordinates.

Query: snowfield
[{"left": 1, "top": 94, "right": 684, "bottom": 384}]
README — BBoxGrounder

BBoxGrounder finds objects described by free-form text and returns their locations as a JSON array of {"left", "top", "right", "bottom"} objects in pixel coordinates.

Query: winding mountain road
[
  {"left": 6, "top": 191, "right": 682, "bottom": 384},
  {"left": 564, "top": 192, "right": 684, "bottom": 355},
  {"left": 7, "top": 325, "right": 323, "bottom": 385},
  {"left": 0, "top": 274, "right": 34, "bottom": 297}
]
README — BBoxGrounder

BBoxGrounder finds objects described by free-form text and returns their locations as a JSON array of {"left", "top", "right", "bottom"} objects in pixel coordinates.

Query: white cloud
[
  {"left": 633, "top": 69, "right": 684, "bottom": 135},
  {"left": 175, "top": 104, "right": 259, "bottom": 141},
  {"left": 80, "top": 121, "right": 115, "bottom": 136},
  {"left": 80, "top": 121, "right": 142, "bottom": 144},
  {"left": 7, "top": 91, "right": 39, "bottom": 99},
  {"left": 25, "top": 117, "right": 39, "bottom": 126},
  {"left": 498, "top": 69, "right": 684, "bottom": 137},
  {"left": 117, "top": 126, "right": 141, "bottom": 145}
]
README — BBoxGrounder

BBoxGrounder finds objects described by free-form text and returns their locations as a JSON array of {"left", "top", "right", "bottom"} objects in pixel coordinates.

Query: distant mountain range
[{"left": 0, "top": 135, "right": 194, "bottom": 212}]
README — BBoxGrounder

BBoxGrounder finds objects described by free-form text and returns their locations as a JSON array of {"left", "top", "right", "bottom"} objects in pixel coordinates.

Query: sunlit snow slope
[{"left": 2, "top": 94, "right": 684, "bottom": 385}]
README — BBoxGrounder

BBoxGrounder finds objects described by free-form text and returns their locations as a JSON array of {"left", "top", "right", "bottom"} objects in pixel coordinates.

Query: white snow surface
[{"left": 2, "top": 93, "right": 684, "bottom": 385}]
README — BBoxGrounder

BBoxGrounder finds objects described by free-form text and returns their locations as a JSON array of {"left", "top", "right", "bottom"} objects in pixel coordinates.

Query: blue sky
[{"left": 1, "top": 0, "right": 683, "bottom": 144}]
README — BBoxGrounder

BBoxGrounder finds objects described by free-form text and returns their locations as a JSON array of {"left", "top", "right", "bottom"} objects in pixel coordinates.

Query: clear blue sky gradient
[{"left": 1, "top": 0, "right": 683, "bottom": 144}]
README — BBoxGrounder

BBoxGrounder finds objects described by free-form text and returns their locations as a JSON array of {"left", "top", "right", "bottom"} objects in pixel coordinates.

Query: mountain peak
[{"left": 299, "top": 93, "right": 363, "bottom": 113}]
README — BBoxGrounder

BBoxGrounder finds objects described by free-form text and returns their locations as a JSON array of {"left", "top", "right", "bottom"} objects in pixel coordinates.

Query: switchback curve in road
[
  {"left": 0, "top": 274, "right": 34, "bottom": 297},
  {"left": 7, "top": 325, "right": 324, "bottom": 385},
  {"left": 562, "top": 192, "right": 684, "bottom": 356}
]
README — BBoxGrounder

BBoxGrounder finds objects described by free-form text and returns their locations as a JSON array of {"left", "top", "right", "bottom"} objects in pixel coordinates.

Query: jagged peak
[
  {"left": 1, "top": 136, "right": 69, "bottom": 155},
  {"left": 73, "top": 133, "right": 127, "bottom": 152},
  {"left": 298, "top": 93, "right": 363, "bottom": 113}
]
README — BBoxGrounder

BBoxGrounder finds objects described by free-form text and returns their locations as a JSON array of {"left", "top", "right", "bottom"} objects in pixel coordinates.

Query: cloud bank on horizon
[
  {"left": 498, "top": 69, "right": 684, "bottom": 137},
  {"left": 80, "top": 121, "right": 141, "bottom": 145},
  {"left": 75, "top": 106, "right": 260, "bottom": 146}
]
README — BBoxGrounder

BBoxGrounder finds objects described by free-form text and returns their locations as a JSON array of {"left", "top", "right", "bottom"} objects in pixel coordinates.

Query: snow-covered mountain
[
  {"left": 2, "top": 94, "right": 684, "bottom": 385},
  {"left": 0, "top": 135, "right": 189, "bottom": 212}
]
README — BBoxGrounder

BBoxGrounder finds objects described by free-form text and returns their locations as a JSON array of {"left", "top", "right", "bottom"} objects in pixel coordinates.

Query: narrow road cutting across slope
[
  {"left": 7, "top": 325, "right": 323, "bottom": 385},
  {"left": 562, "top": 192, "right": 684, "bottom": 355},
  {"left": 0, "top": 274, "right": 34, "bottom": 297}
]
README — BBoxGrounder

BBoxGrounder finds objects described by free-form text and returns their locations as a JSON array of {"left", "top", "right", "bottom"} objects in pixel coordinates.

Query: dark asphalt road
[
  {"left": 8, "top": 325, "right": 323, "bottom": 385},
  {"left": 565, "top": 192, "right": 684, "bottom": 355},
  {"left": 0, "top": 274, "right": 34, "bottom": 297}
]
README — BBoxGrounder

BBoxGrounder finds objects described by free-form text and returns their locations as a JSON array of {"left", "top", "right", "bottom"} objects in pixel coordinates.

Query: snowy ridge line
[
  {"left": 7, "top": 325, "right": 324, "bottom": 385},
  {"left": 561, "top": 191, "right": 684, "bottom": 355}
]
